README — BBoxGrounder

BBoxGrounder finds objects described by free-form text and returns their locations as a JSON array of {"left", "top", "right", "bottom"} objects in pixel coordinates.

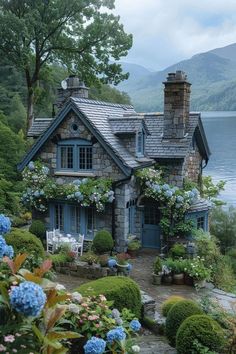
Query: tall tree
[{"left": 0, "top": 0, "right": 132, "bottom": 130}]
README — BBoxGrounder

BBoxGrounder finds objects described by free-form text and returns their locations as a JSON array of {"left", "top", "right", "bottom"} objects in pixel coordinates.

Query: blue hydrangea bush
[
  {"left": 0, "top": 214, "right": 141, "bottom": 353},
  {"left": 136, "top": 167, "right": 199, "bottom": 237},
  {"left": 22, "top": 160, "right": 115, "bottom": 212}
]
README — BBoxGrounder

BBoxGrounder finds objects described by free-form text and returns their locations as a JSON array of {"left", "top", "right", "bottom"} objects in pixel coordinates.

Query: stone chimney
[
  {"left": 163, "top": 71, "right": 191, "bottom": 139},
  {"left": 56, "top": 74, "right": 89, "bottom": 109}
]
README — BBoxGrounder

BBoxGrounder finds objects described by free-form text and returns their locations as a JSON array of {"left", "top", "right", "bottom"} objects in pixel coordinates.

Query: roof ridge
[{"left": 71, "top": 97, "right": 134, "bottom": 110}]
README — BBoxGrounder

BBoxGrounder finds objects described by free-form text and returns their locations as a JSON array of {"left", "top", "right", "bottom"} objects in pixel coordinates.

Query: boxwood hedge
[{"left": 77, "top": 276, "right": 141, "bottom": 318}]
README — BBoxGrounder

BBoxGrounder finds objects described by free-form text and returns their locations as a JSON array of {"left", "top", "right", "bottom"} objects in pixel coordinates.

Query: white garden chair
[
  {"left": 70, "top": 234, "right": 84, "bottom": 257},
  {"left": 46, "top": 231, "right": 56, "bottom": 253}
]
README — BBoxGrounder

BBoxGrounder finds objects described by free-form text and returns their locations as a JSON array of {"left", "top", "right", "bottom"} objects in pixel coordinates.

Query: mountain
[{"left": 118, "top": 43, "right": 236, "bottom": 112}]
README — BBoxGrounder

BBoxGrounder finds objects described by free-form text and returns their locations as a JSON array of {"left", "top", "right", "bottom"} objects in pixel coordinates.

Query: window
[
  {"left": 79, "top": 146, "right": 93, "bottom": 170},
  {"left": 57, "top": 139, "right": 92, "bottom": 171},
  {"left": 54, "top": 204, "right": 64, "bottom": 231},
  {"left": 50, "top": 204, "right": 96, "bottom": 239},
  {"left": 144, "top": 206, "right": 160, "bottom": 225},
  {"left": 136, "top": 130, "right": 145, "bottom": 156},
  {"left": 197, "top": 216, "right": 205, "bottom": 230}
]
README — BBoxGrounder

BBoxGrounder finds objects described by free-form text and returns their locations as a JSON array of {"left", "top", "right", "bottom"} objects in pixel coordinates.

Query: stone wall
[
  {"left": 184, "top": 146, "right": 202, "bottom": 183},
  {"left": 156, "top": 159, "right": 184, "bottom": 187},
  {"left": 119, "top": 134, "right": 136, "bottom": 155},
  {"left": 37, "top": 112, "right": 125, "bottom": 181}
]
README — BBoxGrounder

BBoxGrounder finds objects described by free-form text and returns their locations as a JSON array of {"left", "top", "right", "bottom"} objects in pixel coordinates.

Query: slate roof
[
  {"left": 143, "top": 112, "right": 209, "bottom": 160},
  {"left": 28, "top": 118, "right": 53, "bottom": 137},
  {"left": 21, "top": 97, "right": 210, "bottom": 173},
  {"left": 188, "top": 198, "right": 211, "bottom": 212},
  {"left": 109, "top": 115, "right": 150, "bottom": 135}
]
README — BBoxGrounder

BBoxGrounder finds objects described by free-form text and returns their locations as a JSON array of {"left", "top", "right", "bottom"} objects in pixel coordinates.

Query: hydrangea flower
[
  {"left": 130, "top": 319, "right": 141, "bottom": 332},
  {"left": 162, "top": 184, "right": 170, "bottom": 191},
  {"left": 28, "top": 161, "right": 35, "bottom": 171},
  {"left": 164, "top": 190, "right": 173, "bottom": 198},
  {"left": 0, "top": 214, "right": 11, "bottom": 234},
  {"left": 108, "top": 259, "right": 117, "bottom": 268},
  {"left": 176, "top": 195, "right": 184, "bottom": 203},
  {"left": 10, "top": 281, "right": 46, "bottom": 317},
  {"left": 0, "top": 236, "right": 7, "bottom": 258},
  {"left": 106, "top": 326, "right": 126, "bottom": 343},
  {"left": 84, "top": 336, "right": 106, "bottom": 354},
  {"left": 3, "top": 245, "right": 14, "bottom": 259}
]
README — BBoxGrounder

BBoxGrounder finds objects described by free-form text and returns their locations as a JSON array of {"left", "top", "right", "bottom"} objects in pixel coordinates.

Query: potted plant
[
  {"left": 162, "top": 258, "right": 174, "bottom": 284},
  {"left": 127, "top": 240, "right": 141, "bottom": 258},
  {"left": 152, "top": 256, "right": 162, "bottom": 285},
  {"left": 169, "top": 243, "right": 186, "bottom": 259},
  {"left": 172, "top": 259, "right": 185, "bottom": 285},
  {"left": 116, "top": 253, "right": 130, "bottom": 274},
  {"left": 184, "top": 257, "right": 211, "bottom": 288}
]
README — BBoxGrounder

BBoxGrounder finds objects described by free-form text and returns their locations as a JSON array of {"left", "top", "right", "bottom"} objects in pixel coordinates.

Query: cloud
[{"left": 113, "top": 0, "right": 236, "bottom": 70}]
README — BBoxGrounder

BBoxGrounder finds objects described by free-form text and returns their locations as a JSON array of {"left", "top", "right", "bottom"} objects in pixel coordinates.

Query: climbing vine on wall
[
  {"left": 136, "top": 167, "right": 199, "bottom": 238},
  {"left": 22, "top": 161, "right": 114, "bottom": 212}
]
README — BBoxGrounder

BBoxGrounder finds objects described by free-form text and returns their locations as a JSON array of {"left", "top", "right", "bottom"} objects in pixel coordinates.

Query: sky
[{"left": 114, "top": 0, "right": 236, "bottom": 71}]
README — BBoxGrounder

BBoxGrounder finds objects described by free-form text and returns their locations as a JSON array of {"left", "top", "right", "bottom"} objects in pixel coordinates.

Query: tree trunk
[{"left": 27, "top": 88, "right": 34, "bottom": 132}]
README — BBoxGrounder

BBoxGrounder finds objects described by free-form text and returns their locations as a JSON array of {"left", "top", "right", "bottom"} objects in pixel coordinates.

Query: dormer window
[
  {"left": 57, "top": 139, "right": 92, "bottom": 171},
  {"left": 136, "top": 130, "right": 145, "bottom": 157}
]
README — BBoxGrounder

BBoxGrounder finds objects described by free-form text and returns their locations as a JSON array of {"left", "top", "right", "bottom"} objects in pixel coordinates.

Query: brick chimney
[
  {"left": 163, "top": 71, "right": 191, "bottom": 139},
  {"left": 56, "top": 75, "right": 89, "bottom": 109}
]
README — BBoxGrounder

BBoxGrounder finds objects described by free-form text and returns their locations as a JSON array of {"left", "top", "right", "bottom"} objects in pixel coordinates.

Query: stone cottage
[{"left": 18, "top": 71, "right": 210, "bottom": 250}]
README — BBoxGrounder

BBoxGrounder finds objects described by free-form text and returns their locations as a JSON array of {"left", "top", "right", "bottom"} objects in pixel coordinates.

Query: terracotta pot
[
  {"left": 184, "top": 273, "right": 194, "bottom": 286},
  {"left": 162, "top": 274, "right": 173, "bottom": 285},
  {"left": 152, "top": 273, "right": 162, "bottom": 285},
  {"left": 173, "top": 273, "right": 185, "bottom": 285},
  {"left": 127, "top": 249, "right": 139, "bottom": 258}
]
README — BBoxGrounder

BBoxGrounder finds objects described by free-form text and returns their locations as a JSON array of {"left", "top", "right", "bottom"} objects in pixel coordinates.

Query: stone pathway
[{"left": 55, "top": 251, "right": 236, "bottom": 354}]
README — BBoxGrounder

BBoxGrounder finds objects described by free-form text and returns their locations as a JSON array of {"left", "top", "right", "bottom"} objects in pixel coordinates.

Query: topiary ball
[
  {"left": 161, "top": 296, "right": 185, "bottom": 317},
  {"left": 166, "top": 299, "right": 203, "bottom": 346},
  {"left": 93, "top": 230, "right": 114, "bottom": 254},
  {"left": 29, "top": 220, "right": 46, "bottom": 242},
  {"left": 176, "top": 314, "right": 225, "bottom": 354}
]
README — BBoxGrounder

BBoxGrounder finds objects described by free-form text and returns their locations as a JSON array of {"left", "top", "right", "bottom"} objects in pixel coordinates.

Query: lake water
[{"left": 201, "top": 111, "right": 236, "bottom": 206}]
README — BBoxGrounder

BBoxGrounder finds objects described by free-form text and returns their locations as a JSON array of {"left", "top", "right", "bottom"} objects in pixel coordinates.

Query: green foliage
[
  {"left": 169, "top": 243, "right": 186, "bottom": 259},
  {"left": 193, "top": 229, "right": 221, "bottom": 266},
  {"left": 210, "top": 206, "right": 236, "bottom": 253},
  {"left": 77, "top": 276, "right": 142, "bottom": 318},
  {"left": 212, "top": 255, "right": 236, "bottom": 292},
  {"left": 98, "top": 254, "right": 109, "bottom": 267},
  {"left": 79, "top": 251, "right": 99, "bottom": 264},
  {"left": 161, "top": 296, "right": 185, "bottom": 317},
  {"left": 127, "top": 240, "right": 141, "bottom": 251},
  {"left": 176, "top": 315, "right": 225, "bottom": 354},
  {"left": 184, "top": 257, "right": 212, "bottom": 282},
  {"left": 50, "top": 252, "right": 68, "bottom": 266},
  {"left": 201, "top": 176, "right": 226, "bottom": 206},
  {"left": 90, "top": 84, "right": 131, "bottom": 105},
  {"left": 5, "top": 228, "right": 45, "bottom": 259},
  {"left": 0, "top": 121, "right": 25, "bottom": 180},
  {"left": 0, "top": 178, "right": 22, "bottom": 215},
  {"left": 92, "top": 230, "right": 114, "bottom": 254},
  {"left": 165, "top": 299, "right": 203, "bottom": 346},
  {"left": 11, "top": 216, "right": 27, "bottom": 227},
  {"left": 153, "top": 256, "right": 162, "bottom": 275},
  {"left": 7, "top": 94, "right": 26, "bottom": 133},
  {"left": 29, "top": 220, "right": 46, "bottom": 242},
  {"left": 0, "top": 0, "right": 132, "bottom": 124}
]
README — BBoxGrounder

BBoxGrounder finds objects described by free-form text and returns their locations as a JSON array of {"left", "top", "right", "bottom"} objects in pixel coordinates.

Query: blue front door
[{"left": 142, "top": 204, "right": 161, "bottom": 249}]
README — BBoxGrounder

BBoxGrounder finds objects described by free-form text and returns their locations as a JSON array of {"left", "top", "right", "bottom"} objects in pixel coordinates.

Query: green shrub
[
  {"left": 176, "top": 315, "right": 225, "bottom": 354},
  {"left": 77, "top": 276, "right": 141, "bottom": 318},
  {"left": 166, "top": 299, "right": 203, "bottom": 346},
  {"left": 212, "top": 255, "right": 236, "bottom": 292},
  {"left": 29, "top": 220, "right": 46, "bottom": 242},
  {"left": 5, "top": 228, "right": 45, "bottom": 258},
  {"left": 161, "top": 296, "right": 185, "bottom": 317},
  {"left": 169, "top": 243, "right": 186, "bottom": 259},
  {"left": 11, "top": 216, "right": 27, "bottom": 227},
  {"left": 92, "top": 230, "right": 114, "bottom": 254},
  {"left": 153, "top": 256, "right": 162, "bottom": 274},
  {"left": 50, "top": 253, "right": 68, "bottom": 266}
]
